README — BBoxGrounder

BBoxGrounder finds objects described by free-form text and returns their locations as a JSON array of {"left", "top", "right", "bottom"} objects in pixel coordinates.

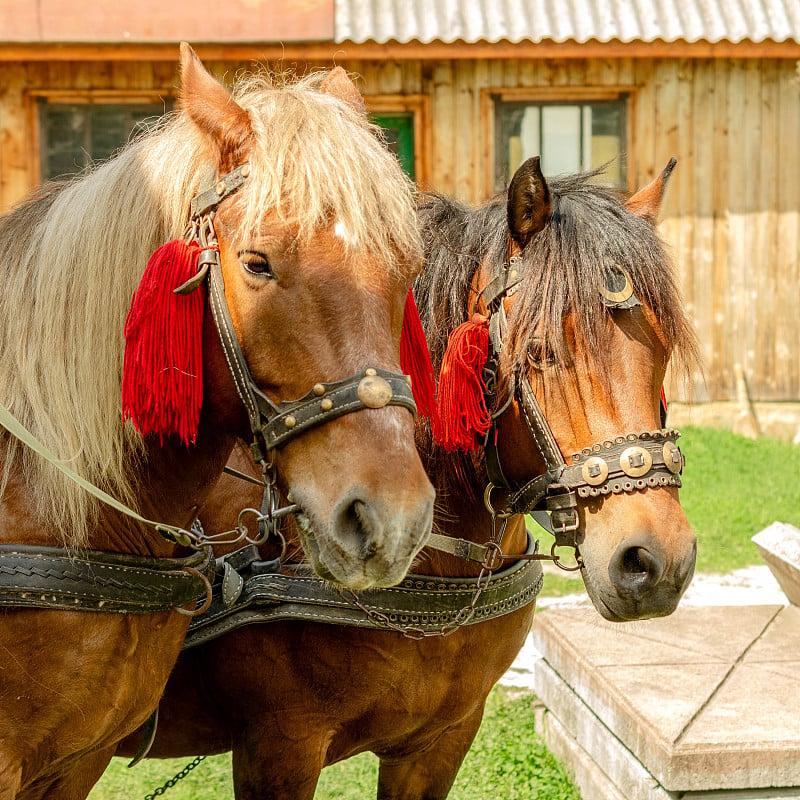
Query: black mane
[{"left": 413, "top": 170, "right": 699, "bottom": 498}]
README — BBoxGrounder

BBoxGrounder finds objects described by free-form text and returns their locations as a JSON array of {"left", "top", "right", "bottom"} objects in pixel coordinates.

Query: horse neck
[
  {"left": 92, "top": 421, "right": 236, "bottom": 558},
  {"left": 420, "top": 447, "right": 529, "bottom": 579}
]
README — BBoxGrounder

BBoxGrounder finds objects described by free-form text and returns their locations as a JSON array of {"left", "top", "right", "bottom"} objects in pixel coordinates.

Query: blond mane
[{"left": 0, "top": 68, "right": 420, "bottom": 546}]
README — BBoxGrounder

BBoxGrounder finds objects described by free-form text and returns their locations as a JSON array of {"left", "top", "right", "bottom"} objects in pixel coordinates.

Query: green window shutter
[{"left": 371, "top": 113, "right": 415, "bottom": 182}]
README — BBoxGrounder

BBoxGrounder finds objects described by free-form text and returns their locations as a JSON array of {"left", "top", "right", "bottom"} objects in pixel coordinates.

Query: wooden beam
[{"left": 0, "top": 39, "right": 798, "bottom": 63}]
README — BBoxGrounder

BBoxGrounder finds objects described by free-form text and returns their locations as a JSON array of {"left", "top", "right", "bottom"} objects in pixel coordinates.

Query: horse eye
[
  {"left": 239, "top": 250, "right": 274, "bottom": 278},
  {"left": 526, "top": 339, "right": 555, "bottom": 370}
]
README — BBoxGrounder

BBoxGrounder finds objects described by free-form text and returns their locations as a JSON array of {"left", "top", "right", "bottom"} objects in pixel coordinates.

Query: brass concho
[
  {"left": 581, "top": 456, "right": 609, "bottom": 486},
  {"left": 599, "top": 264, "right": 635, "bottom": 305},
  {"left": 619, "top": 445, "right": 653, "bottom": 477},
  {"left": 663, "top": 441, "right": 683, "bottom": 474},
  {"left": 357, "top": 375, "right": 393, "bottom": 409}
]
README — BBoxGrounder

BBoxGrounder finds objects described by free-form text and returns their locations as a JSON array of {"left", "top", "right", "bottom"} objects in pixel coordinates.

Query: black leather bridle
[
  {"left": 177, "top": 164, "right": 418, "bottom": 522},
  {"left": 478, "top": 253, "right": 684, "bottom": 562}
]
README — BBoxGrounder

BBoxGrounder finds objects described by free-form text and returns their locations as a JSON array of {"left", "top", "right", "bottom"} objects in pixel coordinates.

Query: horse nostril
[
  {"left": 609, "top": 540, "right": 666, "bottom": 599},
  {"left": 338, "top": 498, "right": 382, "bottom": 560},
  {"left": 622, "top": 546, "right": 656, "bottom": 575}
]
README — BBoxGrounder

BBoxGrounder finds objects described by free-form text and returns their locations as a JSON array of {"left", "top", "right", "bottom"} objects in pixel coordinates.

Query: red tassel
[
  {"left": 400, "top": 288, "right": 437, "bottom": 420},
  {"left": 432, "top": 315, "right": 492, "bottom": 452},
  {"left": 122, "top": 239, "right": 207, "bottom": 445}
]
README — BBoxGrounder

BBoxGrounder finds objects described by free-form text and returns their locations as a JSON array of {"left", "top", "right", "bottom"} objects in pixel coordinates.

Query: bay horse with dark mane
[
  {"left": 0, "top": 44, "right": 435, "bottom": 800},
  {"left": 119, "top": 157, "right": 699, "bottom": 798}
]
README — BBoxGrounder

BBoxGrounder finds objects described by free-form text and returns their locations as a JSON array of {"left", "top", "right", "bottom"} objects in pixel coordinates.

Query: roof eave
[{"left": 0, "top": 37, "right": 798, "bottom": 62}]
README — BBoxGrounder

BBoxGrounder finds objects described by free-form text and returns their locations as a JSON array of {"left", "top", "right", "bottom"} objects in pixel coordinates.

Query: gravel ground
[{"left": 500, "top": 565, "right": 789, "bottom": 690}]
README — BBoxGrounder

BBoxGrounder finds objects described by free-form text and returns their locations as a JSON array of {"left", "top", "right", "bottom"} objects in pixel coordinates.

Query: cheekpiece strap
[{"left": 187, "top": 165, "right": 418, "bottom": 464}]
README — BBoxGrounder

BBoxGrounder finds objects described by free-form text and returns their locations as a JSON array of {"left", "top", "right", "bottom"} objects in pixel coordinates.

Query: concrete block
[
  {"left": 753, "top": 523, "right": 800, "bottom": 606},
  {"left": 533, "top": 605, "right": 800, "bottom": 793},
  {"left": 534, "top": 659, "right": 676, "bottom": 800},
  {"left": 542, "top": 711, "right": 630, "bottom": 800}
]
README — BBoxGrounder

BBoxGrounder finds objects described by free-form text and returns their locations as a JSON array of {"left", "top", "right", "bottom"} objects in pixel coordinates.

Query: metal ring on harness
[
  {"left": 483, "top": 484, "right": 512, "bottom": 520},
  {"left": 550, "top": 541, "right": 584, "bottom": 572},
  {"left": 175, "top": 567, "right": 213, "bottom": 617}
]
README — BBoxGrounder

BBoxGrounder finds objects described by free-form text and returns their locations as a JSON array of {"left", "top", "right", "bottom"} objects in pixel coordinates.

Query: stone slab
[
  {"left": 541, "top": 711, "right": 630, "bottom": 800},
  {"left": 533, "top": 604, "right": 800, "bottom": 792},
  {"left": 534, "top": 659, "right": 675, "bottom": 800},
  {"left": 753, "top": 523, "right": 800, "bottom": 606}
]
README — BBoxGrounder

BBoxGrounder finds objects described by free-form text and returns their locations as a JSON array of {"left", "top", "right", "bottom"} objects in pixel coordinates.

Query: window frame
[
  {"left": 481, "top": 87, "right": 636, "bottom": 199},
  {"left": 365, "top": 95, "right": 431, "bottom": 189},
  {"left": 27, "top": 90, "right": 173, "bottom": 185}
]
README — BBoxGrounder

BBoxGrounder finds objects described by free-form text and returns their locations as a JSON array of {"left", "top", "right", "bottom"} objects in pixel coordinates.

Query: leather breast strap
[
  {"left": 0, "top": 544, "right": 214, "bottom": 613},
  {"left": 181, "top": 538, "right": 544, "bottom": 648}
]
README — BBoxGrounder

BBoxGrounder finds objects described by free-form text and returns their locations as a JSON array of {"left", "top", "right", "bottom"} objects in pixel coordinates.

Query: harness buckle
[{"left": 545, "top": 483, "right": 580, "bottom": 547}]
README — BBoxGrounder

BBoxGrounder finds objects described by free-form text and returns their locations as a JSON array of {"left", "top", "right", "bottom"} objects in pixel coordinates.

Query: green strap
[{"left": 0, "top": 402, "right": 194, "bottom": 546}]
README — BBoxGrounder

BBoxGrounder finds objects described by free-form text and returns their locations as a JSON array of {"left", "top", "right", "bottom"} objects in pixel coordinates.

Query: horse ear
[
  {"left": 626, "top": 158, "right": 677, "bottom": 224},
  {"left": 507, "top": 156, "right": 552, "bottom": 249},
  {"left": 319, "top": 67, "right": 367, "bottom": 117},
  {"left": 178, "top": 42, "right": 253, "bottom": 172}
]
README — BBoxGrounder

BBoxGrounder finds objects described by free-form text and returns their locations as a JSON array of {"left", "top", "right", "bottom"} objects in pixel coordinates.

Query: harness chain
[
  {"left": 142, "top": 756, "right": 207, "bottom": 800},
  {"left": 337, "top": 513, "right": 510, "bottom": 639}
]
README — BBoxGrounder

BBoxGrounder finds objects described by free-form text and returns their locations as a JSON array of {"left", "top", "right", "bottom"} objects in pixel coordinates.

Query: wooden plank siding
[{"left": 0, "top": 55, "right": 797, "bottom": 402}]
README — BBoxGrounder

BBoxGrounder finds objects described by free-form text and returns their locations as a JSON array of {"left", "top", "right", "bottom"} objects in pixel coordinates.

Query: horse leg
[
  {"left": 0, "top": 761, "right": 22, "bottom": 800},
  {"left": 231, "top": 737, "right": 324, "bottom": 800},
  {"left": 7, "top": 747, "right": 114, "bottom": 800},
  {"left": 376, "top": 708, "right": 485, "bottom": 800}
]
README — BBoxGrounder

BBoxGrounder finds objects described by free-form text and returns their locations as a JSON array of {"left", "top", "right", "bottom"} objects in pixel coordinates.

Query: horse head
[
  {"left": 161, "top": 46, "right": 434, "bottom": 589},
  {"left": 487, "top": 156, "right": 698, "bottom": 621},
  {"left": 421, "top": 156, "right": 698, "bottom": 621}
]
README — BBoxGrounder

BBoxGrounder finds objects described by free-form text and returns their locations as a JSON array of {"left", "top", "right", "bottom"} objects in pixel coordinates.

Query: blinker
[{"left": 599, "top": 264, "right": 641, "bottom": 309}]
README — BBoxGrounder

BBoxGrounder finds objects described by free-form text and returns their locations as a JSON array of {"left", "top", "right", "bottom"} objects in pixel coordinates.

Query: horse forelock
[
  {"left": 230, "top": 70, "right": 421, "bottom": 274},
  {"left": 506, "top": 172, "right": 699, "bottom": 382},
  {"left": 417, "top": 174, "right": 698, "bottom": 380},
  {"left": 0, "top": 67, "right": 419, "bottom": 546}
]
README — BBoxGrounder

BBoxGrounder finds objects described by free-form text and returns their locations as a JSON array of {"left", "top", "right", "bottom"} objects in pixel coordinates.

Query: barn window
[
  {"left": 494, "top": 97, "right": 627, "bottom": 193},
  {"left": 38, "top": 100, "right": 170, "bottom": 181}
]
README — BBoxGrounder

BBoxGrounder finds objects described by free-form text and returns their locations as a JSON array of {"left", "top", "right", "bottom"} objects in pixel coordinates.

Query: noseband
[
  {"left": 479, "top": 254, "right": 684, "bottom": 561},
  {"left": 177, "top": 165, "right": 417, "bottom": 518}
]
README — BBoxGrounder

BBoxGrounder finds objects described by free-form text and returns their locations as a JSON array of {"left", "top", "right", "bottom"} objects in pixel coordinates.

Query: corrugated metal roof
[{"left": 335, "top": 0, "right": 800, "bottom": 44}]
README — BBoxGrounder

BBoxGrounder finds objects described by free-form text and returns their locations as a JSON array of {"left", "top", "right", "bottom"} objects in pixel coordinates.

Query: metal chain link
[
  {"left": 142, "top": 756, "right": 207, "bottom": 800},
  {"left": 193, "top": 459, "right": 297, "bottom": 549},
  {"left": 337, "top": 514, "right": 510, "bottom": 639}
]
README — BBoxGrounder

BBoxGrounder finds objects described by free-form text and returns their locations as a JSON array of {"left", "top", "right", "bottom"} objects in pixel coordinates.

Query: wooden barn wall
[{"left": 0, "top": 55, "right": 798, "bottom": 402}]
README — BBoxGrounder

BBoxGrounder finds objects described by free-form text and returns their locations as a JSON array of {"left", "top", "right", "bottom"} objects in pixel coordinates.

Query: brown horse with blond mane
[
  {"left": 0, "top": 44, "right": 434, "bottom": 799},
  {"left": 119, "top": 157, "right": 699, "bottom": 799}
]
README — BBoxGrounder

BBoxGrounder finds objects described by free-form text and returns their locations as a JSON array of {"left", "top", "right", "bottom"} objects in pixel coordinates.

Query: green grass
[
  {"left": 89, "top": 688, "right": 578, "bottom": 800},
  {"left": 679, "top": 426, "right": 800, "bottom": 573}
]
